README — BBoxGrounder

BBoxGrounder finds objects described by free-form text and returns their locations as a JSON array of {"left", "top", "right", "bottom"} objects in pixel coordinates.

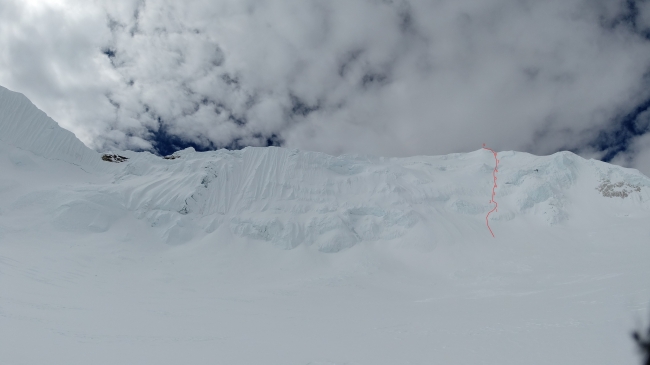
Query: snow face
[
  {"left": 1, "top": 88, "right": 650, "bottom": 364},
  {"left": 97, "top": 146, "right": 648, "bottom": 248},
  {"left": 0, "top": 86, "right": 99, "bottom": 168}
]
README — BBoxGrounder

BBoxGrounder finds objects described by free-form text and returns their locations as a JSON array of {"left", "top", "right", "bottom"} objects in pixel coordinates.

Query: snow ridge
[
  {"left": 0, "top": 85, "right": 649, "bottom": 251},
  {"left": 0, "top": 86, "right": 98, "bottom": 167},
  {"left": 3, "top": 86, "right": 650, "bottom": 365},
  {"left": 95, "top": 146, "right": 650, "bottom": 249}
]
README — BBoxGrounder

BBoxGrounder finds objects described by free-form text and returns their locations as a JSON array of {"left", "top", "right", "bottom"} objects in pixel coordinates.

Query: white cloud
[
  {"left": 610, "top": 131, "right": 650, "bottom": 177},
  {"left": 2, "top": 0, "right": 650, "bottom": 161},
  {"left": 629, "top": 134, "right": 650, "bottom": 177}
]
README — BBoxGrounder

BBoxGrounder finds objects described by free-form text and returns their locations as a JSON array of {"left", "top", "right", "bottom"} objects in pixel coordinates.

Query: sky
[{"left": 2, "top": 0, "right": 650, "bottom": 176}]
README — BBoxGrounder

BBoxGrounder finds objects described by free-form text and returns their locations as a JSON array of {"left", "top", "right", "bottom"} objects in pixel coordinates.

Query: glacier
[{"left": 1, "top": 84, "right": 650, "bottom": 364}]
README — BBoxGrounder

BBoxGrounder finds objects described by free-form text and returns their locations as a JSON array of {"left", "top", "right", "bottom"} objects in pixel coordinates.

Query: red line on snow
[{"left": 483, "top": 144, "right": 499, "bottom": 238}]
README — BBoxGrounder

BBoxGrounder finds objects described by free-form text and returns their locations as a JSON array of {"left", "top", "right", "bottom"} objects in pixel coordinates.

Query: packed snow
[{"left": 1, "top": 85, "right": 650, "bottom": 364}]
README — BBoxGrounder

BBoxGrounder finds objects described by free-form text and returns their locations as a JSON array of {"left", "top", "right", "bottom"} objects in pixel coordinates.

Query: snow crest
[
  {"left": 111, "top": 148, "right": 425, "bottom": 250},
  {"left": 94, "top": 147, "right": 649, "bottom": 249},
  {"left": 0, "top": 86, "right": 98, "bottom": 167},
  {"left": 1, "top": 86, "right": 649, "bottom": 249}
]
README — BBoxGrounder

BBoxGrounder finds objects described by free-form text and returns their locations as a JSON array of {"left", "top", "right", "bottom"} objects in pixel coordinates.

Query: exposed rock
[
  {"left": 101, "top": 154, "right": 129, "bottom": 163},
  {"left": 596, "top": 179, "right": 641, "bottom": 198}
]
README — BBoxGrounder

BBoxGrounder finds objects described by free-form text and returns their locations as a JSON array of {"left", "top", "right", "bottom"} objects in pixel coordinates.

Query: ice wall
[{"left": 107, "top": 146, "right": 650, "bottom": 249}]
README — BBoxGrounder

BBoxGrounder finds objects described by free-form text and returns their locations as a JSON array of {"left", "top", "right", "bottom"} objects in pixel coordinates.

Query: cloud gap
[{"left": 593, "top": 95, "right": 650, "bottom": 162}]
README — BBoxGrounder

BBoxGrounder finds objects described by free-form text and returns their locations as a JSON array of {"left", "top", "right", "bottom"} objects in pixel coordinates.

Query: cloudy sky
[{"left": 2, "top": 0, "right": 650, "bottom": 175}]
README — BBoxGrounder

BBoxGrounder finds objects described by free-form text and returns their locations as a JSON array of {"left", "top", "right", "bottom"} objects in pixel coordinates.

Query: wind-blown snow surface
[{"left": 1, "top": 85, "right": 650, "bottom": 365}]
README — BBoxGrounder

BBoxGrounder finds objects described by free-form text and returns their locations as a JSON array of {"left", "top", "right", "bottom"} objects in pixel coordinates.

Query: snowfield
[{"left": 1, "top": 85, "right": 650, "bottom": 364}]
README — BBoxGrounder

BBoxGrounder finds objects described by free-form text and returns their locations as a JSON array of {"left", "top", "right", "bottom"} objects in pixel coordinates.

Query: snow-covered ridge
[
  {"left": 4, "top": 86, "right": 650, "bottom": 365},
  {"left": 106, "top": 146, "right": 649, "bottom": 248},
  {"left": 1, "top": 86, "right": 649, "bottom": 251},
  {"left": 0, "top": 86, "right": 98, "bottom": 167}
]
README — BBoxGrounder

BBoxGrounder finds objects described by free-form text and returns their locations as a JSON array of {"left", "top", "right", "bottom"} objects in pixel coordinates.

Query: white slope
[
  {"left": 1, "top": 86, "right": 650, "bottom": 365},
  {"left": 0, "top": 86, "right": 99, "bottom": 168}
]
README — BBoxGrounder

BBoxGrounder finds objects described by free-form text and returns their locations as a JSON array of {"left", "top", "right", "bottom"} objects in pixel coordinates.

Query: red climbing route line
[{"left": 483, "top": 144, "right": 499, "bottom": 238}]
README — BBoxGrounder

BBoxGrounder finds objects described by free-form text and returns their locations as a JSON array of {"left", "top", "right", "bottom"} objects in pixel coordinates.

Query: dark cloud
[{"left": 3, "top": 0, "right": 650, "bottom": 175}]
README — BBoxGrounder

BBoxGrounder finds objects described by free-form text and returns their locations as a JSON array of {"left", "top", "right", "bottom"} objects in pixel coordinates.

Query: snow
[
  {"left": 1, "top": 85, "right": 650, "bottom": 364},
  {"left": 0, "top": 86, "right": 99, "bottom": 168}
]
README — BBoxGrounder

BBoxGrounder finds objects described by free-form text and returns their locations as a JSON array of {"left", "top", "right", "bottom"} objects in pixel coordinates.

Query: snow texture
[
  {"left": 0, "top": 86, "right": 99, "bottom": 168},
  {"left": 1, "top": 86, "right": 650, "bottom": 365}
]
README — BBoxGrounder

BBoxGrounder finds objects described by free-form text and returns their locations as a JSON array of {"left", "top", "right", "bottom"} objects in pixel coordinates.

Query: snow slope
[
  {"left": 0, "top": 86, "right": 99, "bottom": 168},
  {"left": 1, "top": 86, "right": 650, "bottom": 365}
]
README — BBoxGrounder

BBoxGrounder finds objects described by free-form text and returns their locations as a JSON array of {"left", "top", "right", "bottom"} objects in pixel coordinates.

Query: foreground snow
[{"left": 1, "top": 85, "right": 650, "bottom": 364}]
